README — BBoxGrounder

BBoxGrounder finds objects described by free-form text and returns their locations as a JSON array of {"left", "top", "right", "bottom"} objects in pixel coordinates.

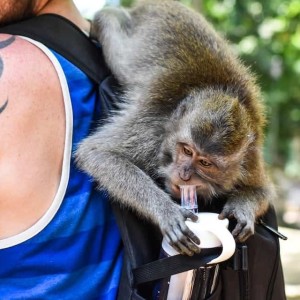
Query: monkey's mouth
[{"left": 167, "top": 181, "right": 216, "bottom": 201}]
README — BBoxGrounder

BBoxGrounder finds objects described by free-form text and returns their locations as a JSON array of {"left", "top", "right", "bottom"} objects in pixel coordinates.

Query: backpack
[{"left": 0, "top": 15, "right": 287, "bottom": 300}]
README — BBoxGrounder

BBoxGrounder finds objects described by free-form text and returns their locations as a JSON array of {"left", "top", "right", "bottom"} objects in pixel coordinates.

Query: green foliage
[{"left": 121, "top": 0, "right": 134, "bottom": 7}]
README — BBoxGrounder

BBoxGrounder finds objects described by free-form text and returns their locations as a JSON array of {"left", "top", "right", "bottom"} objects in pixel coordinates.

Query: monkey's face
[
  {"left": 160, "top": 141, "right": 246, "bottom": 201},
  {"left": 159, "top": 90, "right": 254, "bottom": 200}
]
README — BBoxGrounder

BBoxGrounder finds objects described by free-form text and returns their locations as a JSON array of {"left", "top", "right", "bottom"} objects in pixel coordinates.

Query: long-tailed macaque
[{"left": 75, "top": 0, "right": 274, "bottom": 256}]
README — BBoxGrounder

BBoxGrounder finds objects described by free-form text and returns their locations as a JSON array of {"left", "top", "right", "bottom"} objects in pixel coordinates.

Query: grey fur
[{"left": 76, "top": 1, "right": 274, "bottom": 255}]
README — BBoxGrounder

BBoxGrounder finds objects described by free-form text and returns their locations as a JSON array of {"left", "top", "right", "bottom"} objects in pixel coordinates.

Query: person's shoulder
[
  {"left": 0, "top": 33, "right": 57, "bottom": 86},
  {"left": 0, "top": 36, "right": 65, "bottom": 237},
  {"left": 0, "top": 32, "right": 64, "bottom": 163},
  {"left": 0, "top": 33, "right": 64, "bottom": 155},
  {"left": 0, "top": 33, "right": 62, "bottom": 114}
]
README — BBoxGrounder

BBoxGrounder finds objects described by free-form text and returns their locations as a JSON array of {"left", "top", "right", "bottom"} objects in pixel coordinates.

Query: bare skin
[{"left": 0, "top": 0, "right": 90, "bottom": 239}]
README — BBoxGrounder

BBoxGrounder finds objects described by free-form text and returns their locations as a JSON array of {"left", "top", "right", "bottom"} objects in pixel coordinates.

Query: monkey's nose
[{"left": 179, "top": 171, "right": 192, "bottom": 181}]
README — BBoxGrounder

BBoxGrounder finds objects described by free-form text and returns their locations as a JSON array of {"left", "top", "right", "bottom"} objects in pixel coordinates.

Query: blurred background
[{"left": 75, "top": 0, "right": 300, "bottom": 298}]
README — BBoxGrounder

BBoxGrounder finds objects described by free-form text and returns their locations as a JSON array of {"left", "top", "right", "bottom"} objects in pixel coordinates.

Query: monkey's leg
[
  {"left": 92, "top": 8, "right": 161, "bottom": 90},
  {"left": 75, "top": 125, "right": 201, "bottom": 256},
  {"left": 92, "top": 7, "right": 136, "bottom": 84}
]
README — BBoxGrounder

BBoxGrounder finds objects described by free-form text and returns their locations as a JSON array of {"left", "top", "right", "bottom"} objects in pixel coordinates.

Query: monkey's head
[{"left": 158, "top": 88, "right": 255, "bottom": 200}]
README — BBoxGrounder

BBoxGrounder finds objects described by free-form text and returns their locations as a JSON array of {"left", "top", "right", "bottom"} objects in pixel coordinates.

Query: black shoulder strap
[
  {"left": 0, "top": 14, "right": 110, "bottom": 84},
  {"left": 132, "top": 247, "right": 222, "bottom": 285}
]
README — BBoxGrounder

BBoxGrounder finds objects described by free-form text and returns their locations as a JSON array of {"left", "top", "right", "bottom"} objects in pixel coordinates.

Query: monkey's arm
[
  {"left": 219, "top": 186, "right": 273, "bottom": 242},
  {"left": 75, "top": 127, "right": 201, "bottom": 256},
  {"left": 218, "top": 144, "right": 274, "bottom": 242}
]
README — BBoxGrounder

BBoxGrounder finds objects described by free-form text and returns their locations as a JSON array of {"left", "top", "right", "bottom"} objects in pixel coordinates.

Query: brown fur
[{"left": 76, "top": 1, "right": 274, "bottom": 255}]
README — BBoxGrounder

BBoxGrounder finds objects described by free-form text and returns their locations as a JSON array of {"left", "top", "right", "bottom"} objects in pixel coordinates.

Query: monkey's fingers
[
  {"left": 238, "top": 230, "right": 254, "bottom": 242},
  {"left": 181, "top": 208, "right": 198, "bottom": 222},
  {"left": 165, "top": 232, "right": 195, "bottom": 256},
  {"left": 165, "top": 222, "right": 201, "bottom": 255},
  {"left": 231, "top": 222, "right": 244, "bottom": 238},
  {"left": 178, "top": 222, "right": 201, "bottom": 246},
  {"left": 218, "top": 210, "right": 234, "bottom": 220},
  {"left": 233, "top": 222, "right": 254, "bottom": 242}
]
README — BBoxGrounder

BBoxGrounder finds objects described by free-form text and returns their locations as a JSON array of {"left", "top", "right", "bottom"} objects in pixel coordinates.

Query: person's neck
[{"left": 36, "top": 0, "right": 91, "bottom": 34}]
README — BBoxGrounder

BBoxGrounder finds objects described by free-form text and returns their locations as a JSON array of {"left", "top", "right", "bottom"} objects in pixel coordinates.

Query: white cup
[
  {"left": 160, "top": 213, "right": 235, "bottom": 300},
  {"left": 186, "top": 212, "right": 236, "bottom": 264},
  {"left": 162, "top": 212, "right": 235, "bottom": 264}
]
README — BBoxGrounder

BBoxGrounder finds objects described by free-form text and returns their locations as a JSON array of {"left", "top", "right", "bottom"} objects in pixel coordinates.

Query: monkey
[{"left": 75, "top": 0, "right": 274, "bottom": 256}]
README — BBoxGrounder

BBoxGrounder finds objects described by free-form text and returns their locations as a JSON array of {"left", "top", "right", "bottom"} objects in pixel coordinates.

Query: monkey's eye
[
  {"left": 183, "top": 147, "right": 193, "bottom": 156},
  {"left": 199, "top": 159, "right": 212, "bottom": 167}
]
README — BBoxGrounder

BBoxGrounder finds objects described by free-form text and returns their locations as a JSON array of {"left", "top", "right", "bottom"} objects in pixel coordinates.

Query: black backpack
[{"left": 0, "top": 15, "right": 287, "bottom": 300}]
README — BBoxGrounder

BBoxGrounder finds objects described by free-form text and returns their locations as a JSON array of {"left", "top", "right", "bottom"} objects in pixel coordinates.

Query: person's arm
[{"left": 0, "top": 34, "right": 65, "bottom": 239}]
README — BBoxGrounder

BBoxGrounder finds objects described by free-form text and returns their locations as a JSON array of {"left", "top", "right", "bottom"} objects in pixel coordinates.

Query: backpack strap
[
  {"left": 0, "top": 14, "right": 110, "bottom": 84},
  {"left": 132, "top": 247, "right": 222, "bottom": 285}
]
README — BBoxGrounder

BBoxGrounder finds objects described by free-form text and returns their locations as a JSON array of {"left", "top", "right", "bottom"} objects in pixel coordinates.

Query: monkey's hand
[
  {"left": 158, "top": 206, "right": 201, "bottom": 256},
  {"left": 219, "top": 201, "right": 256, "bottom": 242}
]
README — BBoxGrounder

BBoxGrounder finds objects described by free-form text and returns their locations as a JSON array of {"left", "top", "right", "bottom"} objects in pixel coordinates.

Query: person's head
[{"left": 0, "top": 0, "right": 53, "bottom": 26}]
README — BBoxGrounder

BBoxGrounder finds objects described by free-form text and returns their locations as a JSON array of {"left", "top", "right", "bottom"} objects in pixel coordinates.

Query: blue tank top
[{"left": 0, "top": 38, "right": 123, "bottom": 299}]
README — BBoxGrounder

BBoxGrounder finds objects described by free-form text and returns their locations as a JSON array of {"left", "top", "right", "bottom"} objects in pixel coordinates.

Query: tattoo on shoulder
[
  {"left": 0, "top": 36, "right": 16, "bottom": 78},
  {"left": 0, "top": 56, "right": 3, "bottom": 78},
  {"left": 0, "top": 99, "right": 8, "bottom": 114},
  {"left": 0, "top": 36, "right": 14, "bottom": 114},
  {"left": 0, "top": 58, "right": 8, "bottom": 113},
  {"left": 0, "top": 36, "right": 15, "bottom": 49}
]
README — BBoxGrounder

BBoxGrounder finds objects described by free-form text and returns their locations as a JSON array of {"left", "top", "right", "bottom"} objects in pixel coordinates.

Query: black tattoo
[
  {"left": 0, "top": 99, "right": 8, "bottom": 114},
  {"left": 0, "top": 36, "right": 15, "bottom": 49},
  {"left": 0, "top": 36, "right": 14, "bottom": 114},
  {"left": 0, "top": 56, "right": 3, "bottom": 78},
  {"left": 0, "top": 36, "right": 16, "bottom": 77}
]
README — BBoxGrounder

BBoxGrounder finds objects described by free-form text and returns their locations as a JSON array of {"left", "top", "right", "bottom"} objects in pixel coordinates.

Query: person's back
[{"left": 0, "top": 1, "right": 123, "bottom": 298}]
